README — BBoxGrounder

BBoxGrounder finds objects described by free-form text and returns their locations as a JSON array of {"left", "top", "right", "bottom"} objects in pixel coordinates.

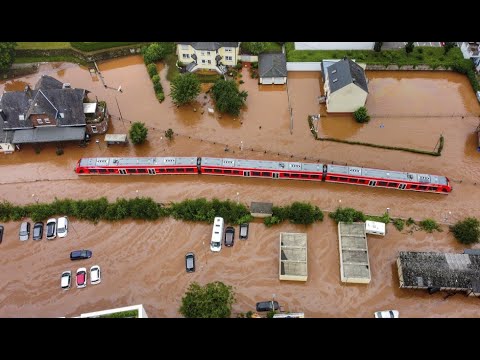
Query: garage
[{"left": 259, "top": 53, "right": 287, "bottom": 85}]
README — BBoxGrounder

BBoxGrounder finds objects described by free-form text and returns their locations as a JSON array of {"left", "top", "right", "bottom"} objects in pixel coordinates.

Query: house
[
  {"left": 460, "top": 42, "right": 480, "bottom": 72},
  {"left": 0, "top": 75, "right": 107, "bottom": 149},
  {"left": 322, "top": 58, "right": 368, "bottom": 113},
  {"left": 176, "top": 42, "right": 240, "bottom": 74},
  {"left": 295, "top": 42, "right": 374, "bottom": 50},
  {"left": 258, "top": 53, "right": 287, "bottom": 85}
]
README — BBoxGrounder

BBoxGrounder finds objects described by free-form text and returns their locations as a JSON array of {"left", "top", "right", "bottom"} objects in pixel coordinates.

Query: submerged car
[
  {"left": 46, "top": 218, "right": 57, "bottom": 240},
  {"left": 19, "top": 221, "right": 30, "bottom": 241},
  {"left": 70, "top": 250, "right": 92, "bottom": 261},
  {"left": 76, "top": 268, "right": 87, "bottom": 288},
  {"left": 90, "top": 265, "right": 101, "bottom": 285},
  {"left": 239, "top": 223, "right": 249, "bottom": 240},
  {"left": 33, "top": 222, "right": 44, "bottom": 241},
  {"left": 256, "top": 301, "right": 280, "bottom": 312},
  {"left": 0, "top": 225, "right": 4, "bottom": 244},
  {"left": 374, "top": 310, "right": 399, "bottom": 318},
  {"left": 224, "top": 226, "right": 235, "bottom": 247},
  {"left": 185, "top": 252, "right": 195, "bottom": 273},
  {"left": 56, "top": 216, "right": 68, "bottom": 238},
  {"left": 61, "top": 271, "right": 72, "bottom": 290}
]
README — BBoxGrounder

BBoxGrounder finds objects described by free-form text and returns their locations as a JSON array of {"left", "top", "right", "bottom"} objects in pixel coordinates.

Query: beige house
[
  {"left": 176, "top": 42, "right": 240, "bottom": 74},
  {"left": 322, "top": 58, "right": 368, "bottom": 113}
]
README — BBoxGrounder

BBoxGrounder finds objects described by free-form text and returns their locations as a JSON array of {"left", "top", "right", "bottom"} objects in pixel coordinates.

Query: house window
[
  {"left": 207, "top": 51, "right": 211, "bottom": 56},
  {"left": 182, "top": 54, "right": 190, "bottom": 59},
  {"left": 225, "top": 56, "right": 233, "bottom": 61},
  {"left": 208, "top": 60, "right": 211, "bottom": 64},
  {"left": 91, "top": 125, "right": 98, "bottom": 133},
  {"left": 181, "top": 45, "right": 189, "bottom": 50},
  {"left": 201, "top": 60, "right": 206, "bottom": 64},
  {"left": 37, "top": 119, "right": 43, "bottom": 125},
  {"left": 201, "top": 51, "right": 206, "bottom": 56},
  {"left": 225, "top": 48, "right": 232, "bottom": 52}
]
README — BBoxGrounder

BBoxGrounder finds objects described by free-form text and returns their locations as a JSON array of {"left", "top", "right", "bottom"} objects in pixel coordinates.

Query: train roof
[
  {"left": 78, "top": 157, "right": 198, "bottom": 167},
  {"left": 201, "top": 157, "right": 325, "bottom": 173},
  {"left": 327, "top": 164, "right": 448, "bottom": 185}
]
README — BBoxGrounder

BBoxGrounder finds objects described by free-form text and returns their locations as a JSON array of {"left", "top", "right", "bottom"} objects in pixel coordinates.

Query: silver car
[{"left": 19, "top": 221, "right": 30, "bottom": 241}]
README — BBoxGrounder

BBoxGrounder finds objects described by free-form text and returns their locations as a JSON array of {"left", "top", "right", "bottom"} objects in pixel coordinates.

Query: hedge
[{"left": 70, "top": 42, "right": 144, "bottom": 53}]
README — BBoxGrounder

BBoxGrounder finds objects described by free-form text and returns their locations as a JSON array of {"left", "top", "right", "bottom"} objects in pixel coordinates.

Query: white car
[
  {"left": 46, "top": 218, "right": 57, "bottom": 240},
  {"left": 76, "top": 268, "right": 87, "bottom": 288},
  {"left": 90, "top": 265, "right": 101, "bottom": 285},
  {"left": 374, "top": 310, "right": 399, "bottom": 318},
  {"left": 57, "top": 216, "right": 68, "bottom": 238},
  {"left": 61, "top": 271, "right": 71, "bottom": 290}
]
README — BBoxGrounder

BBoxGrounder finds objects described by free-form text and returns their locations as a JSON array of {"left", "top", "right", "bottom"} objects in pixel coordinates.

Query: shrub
[
  {"left": 329, "top": 207, "right": 366, "bottom": 223},
  {"left": 353, "top": 107, "right": 370, "bottom": 123},
  {"left": 251, "top": 62, "right": 258, "bottom": 69},
  {"left": 393, "top": 218, "right": 405, "bottom": 231},
  {"left": 241, "top": 42, "right": 266, "bottom": 55},
  {"left": 129, "top": 122, "right": 148, "bottom": 145},
  {"left": 264, "top": 216, "right": 281, "bottom": 227},
  {"left": 179, "top": 281, "right": 235, "bottom": 318},
  {"left": 417, "top": 47, "right": 424, "bottom": 54},
  {"left": 405, "top": 42, "right": 415, "bottom": 54},
  {"left": 451, "top": 217, "right": 480, "bottom": 245},
  {"left": 419, "top": 218, "right": 441, "bottom": 233},
  {"left": 153, "top": 81, "right": 163, "bottom": 93},
  {"left": 170, "top": 73, "right": 201, "bottom": 105},
  {"left": 156, "top": 92, "right": 165, "bottom": 102},
  {"left": 147, "top": 63, "right": 157, "bottom": 78},
  {"left": 211, "top": 79, "right": 248, "bottom": 116},
  {"left": 55, "top": 148, "right": 64, "bottom": 156},
  {"left": 406, "top": 217, "right": 415, "bottom": 226},
  {"left": 239, "top": 80, "right": 244, "bottom": 84},
  {"left": 165, "top": 128, "right": 174, "bottom": 140},
  {"left": 374, "top": 42, "right": 383, "bottom": 52},
  {"left": 287, "top": 202, "right": 323, "bottom": 225},
  {"left": 143, "top": 43, "right": 169, "bottom": 63},
  {"left": 152, "top": 74, "right": 160, "bottom": 84}
]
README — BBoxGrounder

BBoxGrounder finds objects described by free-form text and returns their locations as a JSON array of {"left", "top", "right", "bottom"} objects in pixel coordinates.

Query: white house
[
  {"left": 258, "top": 53, "right": 287, "bottom": 84},
  {"left": 176, "top": 42, "right": 240, "bottom": 74},
  {"left": 322, "top": 58, "right": 368, "bottom": 113},
  {"left": 294, "top": 42, "right": 374, "bottom": 50},
  {"left": 460, "top": 42, "right": 480, "bottom": 72}
]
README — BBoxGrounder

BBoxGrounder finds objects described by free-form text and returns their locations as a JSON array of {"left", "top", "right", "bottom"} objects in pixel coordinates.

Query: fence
[{"left": 286, "top": 62, "right": 322, "bottom": 71}]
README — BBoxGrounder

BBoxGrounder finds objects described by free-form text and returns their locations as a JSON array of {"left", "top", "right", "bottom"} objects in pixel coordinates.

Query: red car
[{"left": 76, "top": 268, "right": 87, "bottom": 288}]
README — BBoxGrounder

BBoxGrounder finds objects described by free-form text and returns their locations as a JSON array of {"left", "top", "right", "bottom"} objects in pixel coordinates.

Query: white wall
[
  {"left": 327, "top": 83, "right": 368, "bottom": 113},
  {"left": 286, "top": 62, "right": 322, "bottom": 71},
  {"left": 294, "top": 42, "right": 374, "bottom": 50}
]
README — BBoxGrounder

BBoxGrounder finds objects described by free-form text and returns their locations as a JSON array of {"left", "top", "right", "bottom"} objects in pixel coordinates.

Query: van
[{"left": 210, "top": 217, "right": 224, "bottom": 252}]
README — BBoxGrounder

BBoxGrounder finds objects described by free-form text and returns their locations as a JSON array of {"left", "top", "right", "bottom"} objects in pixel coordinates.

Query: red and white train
[{"left": 74, "top": 156, "right": 452, "bottom": 194}]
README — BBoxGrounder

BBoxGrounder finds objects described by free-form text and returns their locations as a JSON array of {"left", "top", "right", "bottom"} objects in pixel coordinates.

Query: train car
[
  {"left": 324, "top": 164, "right": 451, "bottom": 194},
  {"left": 200, "top": 157, "right": 325, "bottom": 181},
  {"left": 74, "top": 157, "right": 200, "bottom": 175}
]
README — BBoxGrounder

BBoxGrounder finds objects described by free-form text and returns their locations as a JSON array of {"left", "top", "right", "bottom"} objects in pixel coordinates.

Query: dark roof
[
  {"left": 259, "top": 53, "right": 287, "bottom": 78},
  {"left": 12, "top": 126, "right": 86, "bottom": 144},
  {"left": 0, "top": 76, "right": 86, "bottom": 130},
  {"left": 250, "top": 202, "right": 273, "bottom": 214},
  {"left": 398, "top": 251, "right": 480, "bottom": 291},
  {"left": 327, "top": 58, "right": 368, "bottom": 94},
  {"left": 177, "top": 42, "right": 239, "bottom": 51}
]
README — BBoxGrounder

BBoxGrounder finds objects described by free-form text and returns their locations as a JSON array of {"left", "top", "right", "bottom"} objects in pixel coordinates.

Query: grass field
[{"left": 16, "top": 42, "right": 71, "bottom": 50}]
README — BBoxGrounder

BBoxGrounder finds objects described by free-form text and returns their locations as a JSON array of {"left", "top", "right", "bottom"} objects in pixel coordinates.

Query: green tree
[
  {"left": 374, "top": 42, "right": 383, "bottom": 52},
  {"left": 287, "top": 202, "right": 324, "bottom": 225},
  {"left": 451, "top": 217, "right": 480, "bottom": 245},
  {"left": 405, "top": 42, "right": 415, "bottom": 54},
  {"left": 353, "top": 106, "right": 370, "bottom": 123},
  {"left": 146, "top": 63, "right": 158, "bottom": 78},
  {"left": 329, "top": 207, "right": 366, "bottom": 223},
  {"left": 241, "top": 42, "right": 266, "bottom": 55},
  {"left": 211, "top": 79, "right": 248, "bottom": 116},
  {"left": 179, "top": 281, "right": 235, "bottom": 318},
  {"left": 0, "top": 42, "right": 17, "bottom": 72},
  {"left": 129, "top": 122, "right": 148, "bottom": 145},
  {"left": 170, "top": 73, "right": 201, "bottom": 105},
  {"left": 143, "top": 43, "right": 169, "bottom": 63},
  {"left": 443, "top": 42, "right": 456, "bottom": 54}
]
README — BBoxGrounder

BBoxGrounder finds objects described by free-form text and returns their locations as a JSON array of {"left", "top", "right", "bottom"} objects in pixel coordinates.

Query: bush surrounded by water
[
  {"left": 264, "top": 202, "right": 324, "bottom": 227},
  {"left": 419, "top": 218, "right": 442, "bottom": 233},
  {"left": 451, "top": 217, "right": 480, "bottom": 245}
]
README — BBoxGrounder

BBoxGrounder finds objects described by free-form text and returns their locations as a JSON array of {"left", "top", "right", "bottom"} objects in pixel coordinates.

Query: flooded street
[{"left": 1, "top": 57, "right": 480, "bottom": 317}]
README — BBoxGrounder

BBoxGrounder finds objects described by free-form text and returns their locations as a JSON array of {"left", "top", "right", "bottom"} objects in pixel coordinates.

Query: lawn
[
  {"left": 14, "top": 55, "right": 89, "bottom": 66},
  {"left": 166, "top": 54, "right": 180, "bottom": 82},
  {"left": 70, "top": 42, "right": 145, "bottom": 52},
  {"left": 16, "top": 42, "right": 71, "bottom": 50},
  {"left": 263, "top": 42, "right": 282, "bottom": 53}
]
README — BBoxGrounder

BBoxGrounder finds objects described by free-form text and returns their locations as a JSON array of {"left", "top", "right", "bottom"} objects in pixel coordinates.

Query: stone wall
[{"left": 366, "top": 64, "right": 453, "bottom": 71}]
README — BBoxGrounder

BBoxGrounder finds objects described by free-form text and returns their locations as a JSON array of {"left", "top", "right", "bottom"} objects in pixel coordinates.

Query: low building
[
  {"left": 78, "top": 304, "right": 148, "bottom": 318},
  {"left": 323, "top": 58, "right": 368, "bottom": 113},
  {"left": 397, "top": 251, "right": 480, "bottom": 297},
  {"left": 259, "top": 53, "right": 287, "bottom": 85},
  {"left": 294, "top": 42, "right": 374, "bottom": 50},
  {"left": 279, "top": 232, "right": 307, "bottom": 282},
  {"left": 176, "top": 42, "right": 240, "bottom": 74},
  {"left": 365, "top": 220, "right": 386, "bottom": 236},
  {"left": 250, "top": 202, "right": 273, "bottom": 218},
  {"left": 338, "top": 222, "right": 371, "bottom": 284}
]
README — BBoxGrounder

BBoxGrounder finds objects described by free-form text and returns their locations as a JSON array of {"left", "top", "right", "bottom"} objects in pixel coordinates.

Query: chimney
[{"left": 0, "top": 109, "right": 6, "bottom": 121}]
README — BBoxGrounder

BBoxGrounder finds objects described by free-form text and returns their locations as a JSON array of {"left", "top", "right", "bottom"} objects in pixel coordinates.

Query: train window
[
  {"left": 233, "top": 170, "right": 241, "bottom": 175},
  {"left": 137, "top": 169, "right": 147, "bottom": 173},
  {"left": 378, "top": 181, "right": 387, "bottom": 186},
  {"left": 224, "top": 169, "right": 232, "bottom": 174},
  {"left": 311, "top": 175, "right": 319, "bottom": 179},
  {"left": 204, "top": 168, "right": 212, "bottom": 173},
  {"left": 330, "top": 176, "right": 338, "bottom": 181},
  {"left": 300, "top": 174, "right": 309, "bottom": 178},
  {"left": 214, "top": 169, "right": 222, "bottom": 173},
  {"left": 387, "top": 183, "right": 398, "bottom": 187},
  {"left": 167, "top": 168, "right": 175, "bottom": 173},
  {"left": 291, "top": 174, "right": 299, "bottom": 178},
  {"left": 428, "top": 187, "right": 437, "bottom": 191},
  {"left": 282, "top": 173, "right": 290, "bottom": 178},
  {"left": 348, "top": 178, "right": 357, "bottom": 183},
  {"left": 89, "top": 169, "right": 97, "bottom": 173},
  {"left": 127, "top": 169, "right": 136, "bottom": 173},
  {"left": 339, "top": 177, "right": 348, "bottom": 182},
  {"left": 252, "top": 171, "right": 261, "bottom": 176},
  {"left": 186, "top": 168, "right": 195, "bottom": 173},
  {"left": 176, "top": 168, "right": 185, "bottom": 172},
  {"left": 262, "top": 172, "right": 271, "bottom": 177},
  {"left": 159, "top": 168, "right": 166, "bottom": 173},
  {"left": 108, "top": 169, "right": 115, "bottom": 173},
  {"left": 410, "top": 185, "right": 417, "bottom": 189},
  {"left": 419, "top": 186, "right": 427, "bottom": 191},
  {"left": 98, "top": 169, "right": 107, "bottom": 173}
]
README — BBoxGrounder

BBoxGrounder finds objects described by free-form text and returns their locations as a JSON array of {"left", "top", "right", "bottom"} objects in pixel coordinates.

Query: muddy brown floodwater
[{"left": 1, "top": 57, "right": 480, "bottom": 317}]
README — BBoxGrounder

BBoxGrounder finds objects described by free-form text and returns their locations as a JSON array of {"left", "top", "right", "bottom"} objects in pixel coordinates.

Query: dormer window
[
  {"left": 44, "top": 119, "right": 51, "bottom": 124},
  {"left": 37, "top": 119, "right": 43, "bottom": 125}
]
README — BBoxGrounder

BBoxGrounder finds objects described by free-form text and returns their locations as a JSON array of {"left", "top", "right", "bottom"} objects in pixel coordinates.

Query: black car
[
  {"left": 0, "top": 225, "right": 3, "bottom": 244},
  {"left": 239, "top": 223, "right": 249, "bottom": 240},
  {"left": 70, "top": 250, "right": 93, "bottom": 260},
  {"left": 33, "top": 222, "right": 44, "bottom": 241},
  {"left": 256, "top": 301, "right": 280, "bottom": 312},
  {"left": 185, "top": 252, "right": 195, "bottom": 273},
  {"left": 224, "top": 226, "right": 235, "bottom": 247}
]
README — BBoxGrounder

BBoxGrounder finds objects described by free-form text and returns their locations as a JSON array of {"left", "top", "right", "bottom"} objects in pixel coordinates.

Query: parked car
[
  {"left": 256, "top": 301, "right": 280, "bottom": 312},
  {"left": 19, "top": 221, "right": 30, "bottom": 241},
  {"left": 33, "top": 222, "right": 44, "bottom": 241},
  {"left": 76, "top": 268, "right": 87, "bottom": 288},
  {"left": 374, "top": 310, "right": 399, "bottom": 318},
  {"left": 476, "top": 91, "right": 480, "bottom": 104},
  {"left": 61, "top": 271, "right": 72, "bottom": 290},
  {"left": 70, "top": 250, "right": 92, "bottom": 261},
  {"left": 239, "top": 223, "right": 249, "bottom": 240},
  {"left": 0, "top": 225, "right": 3, "bottom": 244},
  {"left": 185, "top": 252, "right": 195, "bottom": 273},
  {"left": 56, "top": 216, "right": 68, "bottom": 238},
  {"left": 90, "top": 265, "right": 101, "bottom": 285},
  {"left": 224, "top": 226, "right": 235, "bottom": 247},
  {"left": 46, "top": 218, "right": 57, "bottom": 240}
]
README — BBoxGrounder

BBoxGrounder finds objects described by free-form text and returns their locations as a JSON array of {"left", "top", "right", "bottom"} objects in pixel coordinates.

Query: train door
[
  {"left": 244, "top": 171, "right": 250, "bottom": 177},
  {"left": 368, "top": 180, "right": 376, "bottom": 187},
  {"left": 148, "top": 169, "right": 155, "bottom": 175},
  {"left": 399, "top": 184, "right": 407, "bottom": 190},
  {"left": 119, "top": 169, "right": 127, "bottom": 175},
  {"left": 273, "top": 173, "right": 279, "bottom": 179}
]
